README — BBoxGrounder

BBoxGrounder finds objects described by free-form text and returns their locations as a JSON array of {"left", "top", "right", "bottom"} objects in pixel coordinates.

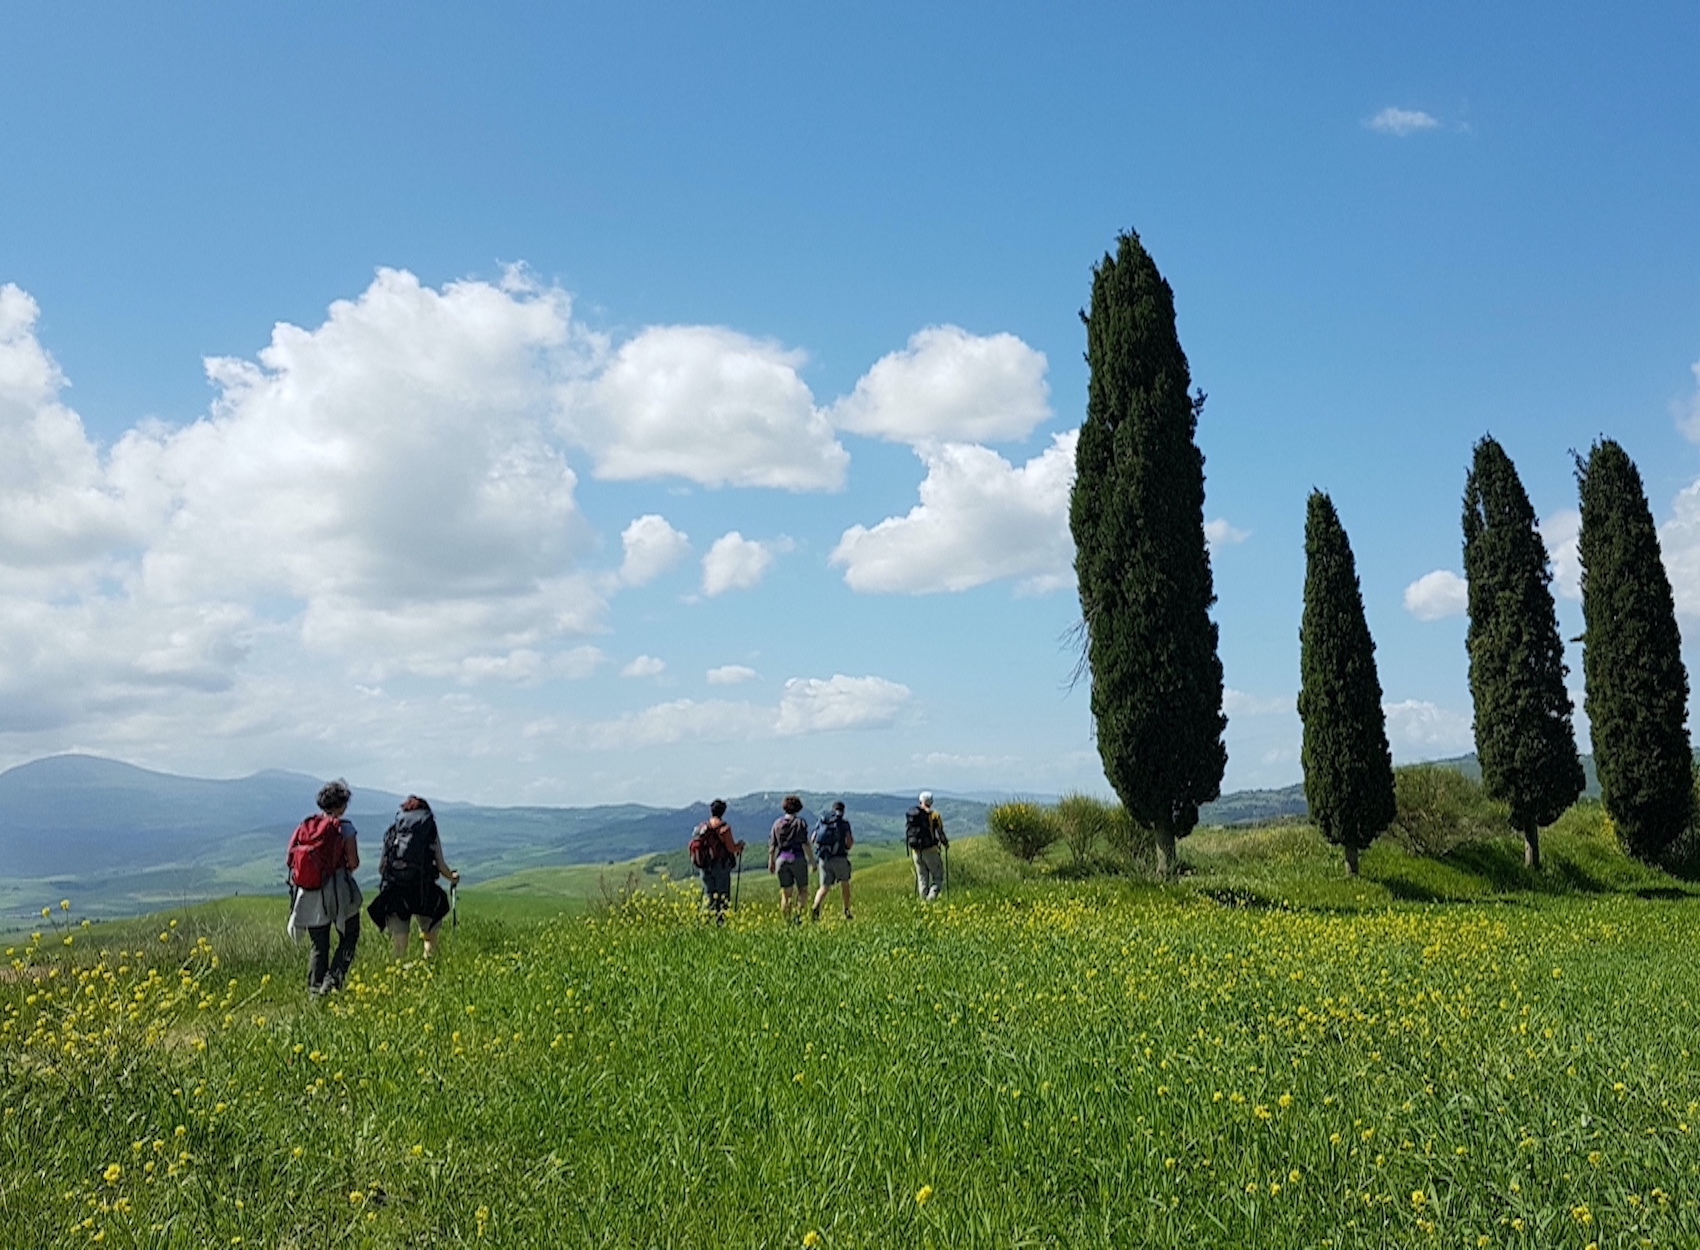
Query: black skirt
[{"left": 367, "top": 875, "right": 451, "bottom": 930}]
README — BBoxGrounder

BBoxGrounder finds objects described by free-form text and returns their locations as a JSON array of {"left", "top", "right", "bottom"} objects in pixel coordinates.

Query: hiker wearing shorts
[
  {"left": 810, "top": 800, "right": 854, "bottom": 922},
  {"left": 907, "top": 791, "right": 949, "bottom": 901},
  {"left": 367, "top": 796, "right": 459, "bottom": 959},
  {"left": 768, "top": 794, "right": 816, "bottom": 923},
  {"left": 287, "top": 779, "right": 363, "bottom": 995},
  {"left": 694, "top": 799, "right": 744, "bottom": 919}
]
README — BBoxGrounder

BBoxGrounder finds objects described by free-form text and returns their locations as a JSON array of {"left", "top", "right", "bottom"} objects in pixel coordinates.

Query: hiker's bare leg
[
  {"left": 421, "top": 920, "right": 440, "bottom": 958},
  {"left": 387, "top": 917, "right": 410, "bottom": 959}
]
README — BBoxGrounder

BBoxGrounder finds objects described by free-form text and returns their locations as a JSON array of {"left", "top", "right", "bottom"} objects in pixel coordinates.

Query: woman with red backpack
[
  {"left": 286, "top": 779, "right": 363, "bottom": 996},
  {"left": 689, "top": 798, "right": 744, "bottom": 921},
  {"left": 367, "top": 796, "right": 460, "bottom": 959}
]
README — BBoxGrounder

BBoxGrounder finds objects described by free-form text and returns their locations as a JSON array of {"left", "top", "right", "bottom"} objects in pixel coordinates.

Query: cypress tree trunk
[
  {"left": 1154, "top": 823, "right": 1178, "bottom": 879},
  {"left": 1071, "top": 230, "right": 1227, "bottom": 881},
  {"left": 1576, "top": 440, "right": 1694, "bottom": 864},
  {"left": 1298, "top": 491, "right": 1397, "bottom": 875},
  {"left": 1462, "top": 436, "right": 1584, "bottom": 873}
]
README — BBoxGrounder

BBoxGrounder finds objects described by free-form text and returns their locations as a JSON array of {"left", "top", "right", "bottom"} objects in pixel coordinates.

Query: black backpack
[
  {"left": 814, "top": 812, "right": 850, "bottom": 860},
  {"left": 383, "top": 808, "right": 438, "bottom": 884},
  {"left": 904, "top": 805, "right": 937, "bottom": 850}
]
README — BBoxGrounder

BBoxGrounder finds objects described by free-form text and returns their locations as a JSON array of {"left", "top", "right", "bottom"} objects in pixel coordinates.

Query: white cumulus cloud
[
  {"left": 702, "top": 532, "right": 785, "bottom": 597},
  {"left": 1403, "top": 570, "right": 1468, "bottom": 621},
  {"left": 621, "top": 655, "right": 667, "bottom": 678},
  {"left": 0, "top": 269, "right": 626, "bottom": 745},
  {"left": 827, "top": 325, "right": 1050, "bottom": 444},
  {"left": 1657, "top": 480, "right": 1700, "bottom": 620},
  {"left": 707, "top": 664, "right": 758, "bottom": 685},
  {"left": 831, "top": 429, "right": 1077, "bottom": 595},
  {"left": 1542, "top": 509, "right": 1582, "bottom": 601},
  {"left": 1205, "top": 518, "right": 1251, "bottom": 548},
  {"left": 588, "top": 673, "right": 911, "bottom": 748},
  {"left": 1367, "top": 107, "right": 1441, "bottom": 136},
  {"left": 617, "top": 514, "right": 691, "bottom": 586},
  {"left": 560, "top": 325, "right": 848, "bottom": 491},
  {"left": 1680, "top": 361, "right": 1700, "bottom": 442},
  {"left": 1382, "top": 699, "right": 1474, "bottom": 758},
  {"left": 1223, "top": 687, "right": 1292, "bottom": 717},
  {"left": 775, "top": 674, "right": 913, "bottom": 735}
]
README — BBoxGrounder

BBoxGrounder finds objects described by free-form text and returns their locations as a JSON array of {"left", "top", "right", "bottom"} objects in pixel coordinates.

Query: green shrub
[
  {"left": 1112, "top": 805, "right": 1156, "bottom": 871},
  {"left": 1389, "top": 765, "right": 1511, "bottom": 858},
  {"left": 987, "top": 800, "right": 1061, "bottom": 862},
  {"left": 1054, "top": 793, "right": 1112, "bottom": 863}
]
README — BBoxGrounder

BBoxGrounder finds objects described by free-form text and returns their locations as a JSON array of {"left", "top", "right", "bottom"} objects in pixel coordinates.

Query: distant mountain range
[{"left": 0, "top": 750, "right": 1610, "bottom": 922}]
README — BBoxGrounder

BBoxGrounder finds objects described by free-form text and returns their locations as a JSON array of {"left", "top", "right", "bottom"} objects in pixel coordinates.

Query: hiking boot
[
  {"left": 811, "top": 903, "right": 822, "bottom": 922},
  {"left": 843, "top": 910, "right": 853, "bottom": 922}
]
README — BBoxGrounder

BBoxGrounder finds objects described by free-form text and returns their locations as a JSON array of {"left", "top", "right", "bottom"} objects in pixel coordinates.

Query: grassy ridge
[{"left": 4, "top": 831, "right": 1700, "bottom": 1246}]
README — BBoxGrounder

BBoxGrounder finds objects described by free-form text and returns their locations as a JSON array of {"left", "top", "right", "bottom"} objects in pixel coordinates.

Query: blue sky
[{"left": 1, "top": 3, "right": 1697, "bottom": 806}]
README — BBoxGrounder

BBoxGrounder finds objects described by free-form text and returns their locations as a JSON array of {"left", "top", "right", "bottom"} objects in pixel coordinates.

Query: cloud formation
[
  {"left": 621, "top": 655, "right": 666, "bottom": 678},
  {"left": 1541, "top": 509, "right": 1582, "bottom": 601},
  {"left": 589, "top": 673, "right": 912, "bottom": 748},
  {"left": 1367, "top": 107, "right": 1441, "bottom": 136},
  {"left": 831, "top": 430, "right": 1077, "bottom": 595},
  {"left": 1403, "top": 570, "right": 1468, "bottom": 621},
  {"left": 1678, "top": 360, "right": 1700, "bottom": 442},
  {"left": 1657, "top": 481, "right": 1700, "bottom": 620},
  {"left": 561, "top": 325, "right": 848, "bottom": 491},
  {"left": 707, "top": 664, "right": 758, "bottom": 685},
  {"left": 1382, "top": 699, "right": 1473, "bottom": 758},
  {"left": 828, "top": 325, "right": 1051, "bottom": 444},
  {"left": 617, "top": 514, "right": 691, "bottom": 587},
  {"left": 702, "top": 532, "right": 785, "bottom": 597},
  {"left": 1205, "top": 518, "right": 1251, "bottom": 548}
]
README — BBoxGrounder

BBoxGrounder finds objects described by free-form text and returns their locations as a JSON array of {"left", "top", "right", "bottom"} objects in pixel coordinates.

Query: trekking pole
[
  {"left": 450, "top": 880, "right": 459, "bottom": 932},
  {"left": 942, "top": 843, "right": 949, "bottom": 898},
  {"left": 733, "top": 850, "right": 742, "bottom": 912}
]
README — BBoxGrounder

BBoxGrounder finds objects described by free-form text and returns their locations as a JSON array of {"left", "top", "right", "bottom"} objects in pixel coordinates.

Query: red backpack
[
  {"left": 688, "top": 821, "right": 731, "bottom": 870},
  {"left": 287, "top": 814, "right": 346, "bottom": 890}
]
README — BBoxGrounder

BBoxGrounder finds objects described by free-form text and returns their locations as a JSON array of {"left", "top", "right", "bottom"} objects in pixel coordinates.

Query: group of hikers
[
  {"left": 688, "top": 791, "right": 951, "bottom": 922},
  {"left": 285, "top": 782, "right": 951, "bottom": 992},
  {"left": 284, "top": 780, "right": 460, "bottom": 996}
]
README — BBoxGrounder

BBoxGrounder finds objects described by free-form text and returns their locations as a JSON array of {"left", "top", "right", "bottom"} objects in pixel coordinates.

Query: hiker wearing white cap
[{"left": 903, "top": 791, "right": 949, "bottom": 900}]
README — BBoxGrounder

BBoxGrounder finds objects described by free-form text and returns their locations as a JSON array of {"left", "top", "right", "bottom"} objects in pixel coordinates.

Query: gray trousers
[{"left": 913, "top": 847, "right": 945, "bottom": 899}]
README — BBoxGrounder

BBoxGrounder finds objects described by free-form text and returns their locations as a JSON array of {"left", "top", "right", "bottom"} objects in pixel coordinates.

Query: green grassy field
[{"left": 5, "top": 826, "right": 1700, "bottom": 1247}]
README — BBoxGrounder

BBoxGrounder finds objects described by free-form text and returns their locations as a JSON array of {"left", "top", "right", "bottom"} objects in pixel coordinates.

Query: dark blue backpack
[{"left": 814, "top": 812, "right": 850, "bottom": 860}]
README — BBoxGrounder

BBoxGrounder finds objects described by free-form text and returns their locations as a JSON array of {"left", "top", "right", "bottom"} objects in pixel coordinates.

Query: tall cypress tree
[
  {"left": 1298, "top": 490, "right": 1396, "bottom": 876},
  {"left": 1462, "top": 435, "right": 1584, "bottom": 870},
  {"left": 1576, "top": 439, "right": 1694, "bottom": 863},
  {"left": 1071, "top": 230, "right": 1226, "bottom": 876}
]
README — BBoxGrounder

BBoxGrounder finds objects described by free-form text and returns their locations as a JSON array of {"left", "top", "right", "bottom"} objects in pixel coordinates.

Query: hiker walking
[
  {"left": 689, "top": 798, "right": 744, "bottom": 921},
  {"left": 286, "top": 779, "right": 363, "bottom": 996},
  {"left": 768, "top": 794, "right": 816, "bottom": 923},
  {"left": 906, "top": 791, "right": 949, "bottom": 901},
  {"left": 367, "top": 796, "right": 460, "bottom": 959},
  {"left": 810, "top": 800, "right": 855, "bottom": 922}
]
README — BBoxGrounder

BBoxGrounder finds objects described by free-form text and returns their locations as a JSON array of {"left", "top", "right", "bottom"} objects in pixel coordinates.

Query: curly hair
[
  {"left": 782, "top": 794, "right": 803, "bottom": 815},
  {"left": 316, "top": 779, "right": 352, "bottom": 813}
]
